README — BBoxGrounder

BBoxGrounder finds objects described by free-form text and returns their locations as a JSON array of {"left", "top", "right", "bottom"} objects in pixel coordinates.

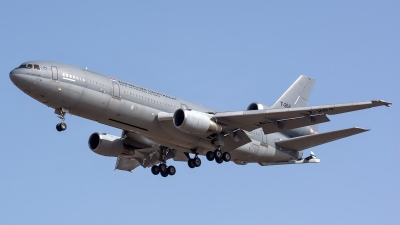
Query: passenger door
[
  {"left": 112, "top": 81, "right": 120, "bottom": 98},
  {"left": 51, "top": 66, "right": 58, "bottom": 80}
]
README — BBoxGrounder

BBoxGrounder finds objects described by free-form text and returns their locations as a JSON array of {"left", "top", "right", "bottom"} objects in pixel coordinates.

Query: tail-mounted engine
[
  {"left": 173, "top": 109, "right": 222, "bottom": 134},
  {"left": 247, "top": 102, "right": 270, "bottom": 110}
]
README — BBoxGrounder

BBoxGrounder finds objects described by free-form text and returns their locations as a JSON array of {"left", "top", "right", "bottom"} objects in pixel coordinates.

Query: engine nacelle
[
  {"left": 173, "top": 109, "right": 222, "bottom": 134},
  {"left": 88, "top": 132, "right": 124, "bottom": 156},
  {"left": 247, "top": 102, "right": 270, "bottom": 110}
]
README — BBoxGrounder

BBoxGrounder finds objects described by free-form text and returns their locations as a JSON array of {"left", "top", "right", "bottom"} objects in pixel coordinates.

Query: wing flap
[
  {"left": 275, "top": 127, "right": 369, "bottom": 151},
  {"left": 115, "top": 155, "right": 141, "bottom": 172},
  {"left": 260, "top": 114, "right": 330, "bottom": 134}
]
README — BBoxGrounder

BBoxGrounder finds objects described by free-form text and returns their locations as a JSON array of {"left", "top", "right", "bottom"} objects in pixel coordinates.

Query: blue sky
[{"left": 1, "top": 1, "right": 399, "bottom": 224}]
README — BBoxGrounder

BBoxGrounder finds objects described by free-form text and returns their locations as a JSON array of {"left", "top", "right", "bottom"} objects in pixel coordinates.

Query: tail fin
[{"left": 271, "top": 75, "right": 315, "bottom": 109}]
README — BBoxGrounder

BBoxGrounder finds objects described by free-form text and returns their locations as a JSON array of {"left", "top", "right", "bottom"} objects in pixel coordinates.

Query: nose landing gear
[{"left": 55, "top": 107, "right": 68, "bottom": 132}]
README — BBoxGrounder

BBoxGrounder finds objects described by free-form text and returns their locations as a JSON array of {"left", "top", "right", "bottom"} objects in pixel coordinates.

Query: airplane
[{"left": 9, "top": 60, "right": 391, "bottom": 177}]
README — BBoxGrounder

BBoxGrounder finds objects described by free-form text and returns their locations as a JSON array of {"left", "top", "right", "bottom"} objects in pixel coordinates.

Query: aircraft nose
[
  {"left": 9, "top": 69, "right": 18, "bottom": 84},
  {"left": 9, "top": 69, "right": 29, "bottom": 88}
]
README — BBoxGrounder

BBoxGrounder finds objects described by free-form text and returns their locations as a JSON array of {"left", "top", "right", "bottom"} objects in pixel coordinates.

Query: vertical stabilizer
[{"left": 271, "top": 75, "right": 315, "bottom": 109}]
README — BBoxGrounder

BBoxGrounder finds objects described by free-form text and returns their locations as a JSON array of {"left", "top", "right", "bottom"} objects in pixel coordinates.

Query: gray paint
[{"left": 9, "top": 60, "right": 391, "bottom": 172}]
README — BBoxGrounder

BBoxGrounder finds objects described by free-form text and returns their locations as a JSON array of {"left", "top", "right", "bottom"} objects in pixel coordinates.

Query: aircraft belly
[{"left": 157, "top": 121, "right": 214, "bottom": 149}]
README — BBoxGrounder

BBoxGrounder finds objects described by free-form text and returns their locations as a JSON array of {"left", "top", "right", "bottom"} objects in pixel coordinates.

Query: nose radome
[
  {"left": 9, "top": 69, "right": 18, "bottom": 84},
  {"left": 9, "top": 69, "right": 30, "bottom": 89}
]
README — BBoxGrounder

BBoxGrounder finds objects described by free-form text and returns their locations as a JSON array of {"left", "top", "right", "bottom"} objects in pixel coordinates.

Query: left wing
[{"left": 213, "top": 100, "right": 391, "bottom": 134}]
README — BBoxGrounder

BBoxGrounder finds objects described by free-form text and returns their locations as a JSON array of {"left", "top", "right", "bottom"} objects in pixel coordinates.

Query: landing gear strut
[
  {"left": 151, "top": 146, "right": 176, "bottom": 177},
  {"left": 55, "top": 108, "right": 68, "bottom": 132},
  {"left": 206, "top": 148, "right": 231, "bottom": 164}
]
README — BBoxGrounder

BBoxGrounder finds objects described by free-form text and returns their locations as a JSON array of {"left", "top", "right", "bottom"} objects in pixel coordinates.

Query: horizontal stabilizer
[{"left": 275, "top": 127, "right": 369, "bottom": 151}]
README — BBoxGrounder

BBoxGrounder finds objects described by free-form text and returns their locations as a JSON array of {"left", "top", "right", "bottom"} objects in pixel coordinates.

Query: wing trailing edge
[{"left": 275, "top": 127, "right": 370, "bottom": 151}]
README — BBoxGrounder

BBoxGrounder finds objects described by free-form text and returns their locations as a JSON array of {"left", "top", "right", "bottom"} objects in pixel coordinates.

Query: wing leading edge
[{"left": 214, "top": 100, "right": 391, "bottom": 134}]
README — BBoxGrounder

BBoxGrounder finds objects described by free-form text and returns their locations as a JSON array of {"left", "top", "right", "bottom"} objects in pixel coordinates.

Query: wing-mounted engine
[
  {"left": 247, "top": 102, "right": 270, "bottom": 110},
  {"left": 173, "top": 109, "right": 222, "bottom": 134},
  {"left": 88, "top": 132, "right": 132, "bottom": 156}
]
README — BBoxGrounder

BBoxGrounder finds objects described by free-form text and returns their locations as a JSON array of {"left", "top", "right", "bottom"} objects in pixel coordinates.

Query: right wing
[
  {"left": 114, "top": 131, "right": 189, "bottom": 172},
  {"left": 213, "top": 100, "right": 391, "bottom": 134}
]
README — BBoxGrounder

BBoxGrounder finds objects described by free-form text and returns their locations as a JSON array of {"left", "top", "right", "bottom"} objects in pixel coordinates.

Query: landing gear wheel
[
  {"left": 56, "top": 124, "right": 62, "bottom": 132},
  {"left": 167, "top": 166, "right": 176, "bottom": 176},
  {"left": 151, "top": 165, "right": 160, "bottom": 175},
  {"left": 206, "top": 151, "right": 215, "bottom": 161},
  {"left": 215, "top": 157, "right": 223, "bottom": 164},
  {"left": 188, "top": 159, "right": 195, "bottom": 168},
  {"left": 159, "top": 164, "right": 167, "bottom": 173},
  {"left": 222, "top": 152, "right": 231, "bottom": 162},
  {"left": 60, "top": 123, "right": 67, "bottom": 131},
  {"left": 214, "top": 149, "right": 222, "bottom": 159},
  {"left": 56, "top": 123, "right": 67, "bottom": 132},
  {"left": 161, "top": 171, "right": 168, "bottom": 177},
  {"left": 193, "top": 158, "right": 201, "bottom": 167}
]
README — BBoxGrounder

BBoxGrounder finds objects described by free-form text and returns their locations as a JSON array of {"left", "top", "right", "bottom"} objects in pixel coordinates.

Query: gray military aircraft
[{"left": 9, "top": 61, "right": 391, "bottom": 177}]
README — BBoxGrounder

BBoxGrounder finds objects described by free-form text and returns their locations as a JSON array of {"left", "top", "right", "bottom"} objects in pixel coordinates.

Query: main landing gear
[
  {"left": 151, "top": 164, "right": 176, "bottom": 177},
  {"left": 55, "top": 108, "right": 68, "bottom": 132},
  {"left": 206, "top": 149, "right": 231, "bottom": 164},
  {"left": 185, "top": 153, "right": 202, "bottom": 169},
  {"left": 151, "top": 146, "right": 176, "bottom": 177}
]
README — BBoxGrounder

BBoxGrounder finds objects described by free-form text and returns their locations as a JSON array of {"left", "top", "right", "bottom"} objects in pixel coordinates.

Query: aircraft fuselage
[{"left": 9, "top": 60, "right": 301, "bottom": 165}]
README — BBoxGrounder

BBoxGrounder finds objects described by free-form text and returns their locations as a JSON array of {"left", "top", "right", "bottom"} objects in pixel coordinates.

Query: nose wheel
[
  {"left": 55, "top": 108, "right": 68, "bottom": 132},
  {"left": 56, "top": 123, "right": 67, "bottom": 131}
]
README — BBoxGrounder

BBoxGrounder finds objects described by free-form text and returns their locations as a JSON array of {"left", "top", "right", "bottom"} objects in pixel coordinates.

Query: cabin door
[
  {"left": 112, "top": 82, "right": 120, "bottom": 98},
  {"left": 51, "top": 66, "right": 58, "bottom": 80}
]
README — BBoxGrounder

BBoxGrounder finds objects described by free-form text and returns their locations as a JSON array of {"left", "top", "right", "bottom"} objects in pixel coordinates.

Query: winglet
[{"left": 372, "top": 100, "right": 392, "bottom": 107}]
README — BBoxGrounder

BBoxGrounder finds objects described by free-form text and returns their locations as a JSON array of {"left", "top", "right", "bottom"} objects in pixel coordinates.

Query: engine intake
[
  {"left": 247, "top": 102, "right": 270, "bottom": 110},
  {"left": 173, "top": 109, "right": 222, "bottom": 134},
  {"left": 88, "top": 132, "right": 124, "bottom": 156}
]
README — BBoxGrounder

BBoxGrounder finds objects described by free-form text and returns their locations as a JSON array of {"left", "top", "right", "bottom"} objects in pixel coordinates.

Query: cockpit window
[{"left": 16, "top": 63, "right": 41, "bottom": 70}]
